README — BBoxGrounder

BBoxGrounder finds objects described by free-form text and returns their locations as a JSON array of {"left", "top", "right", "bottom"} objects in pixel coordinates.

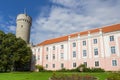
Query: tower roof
[{"left": 17, "top": 14, "right": 32, "bottom": 21}]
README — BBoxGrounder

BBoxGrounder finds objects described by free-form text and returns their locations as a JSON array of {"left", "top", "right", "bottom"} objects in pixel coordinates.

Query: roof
[{"left": 37, "top": 23, "right": 120, "bottom": 46}]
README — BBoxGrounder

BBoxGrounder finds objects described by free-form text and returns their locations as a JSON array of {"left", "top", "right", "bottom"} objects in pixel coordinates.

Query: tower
[{"left": 16, "top": 13, "right": 32, "bottom": 44}]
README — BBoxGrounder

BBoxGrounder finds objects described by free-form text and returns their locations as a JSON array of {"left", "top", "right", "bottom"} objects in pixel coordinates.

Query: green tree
[{"left": 0, "top": 30, "right": 32, "bottom": 72}]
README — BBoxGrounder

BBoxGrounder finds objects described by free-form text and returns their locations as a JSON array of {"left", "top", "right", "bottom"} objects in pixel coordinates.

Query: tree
[{"left": 0, "top": 30, "right": 32, "bottom": 72}]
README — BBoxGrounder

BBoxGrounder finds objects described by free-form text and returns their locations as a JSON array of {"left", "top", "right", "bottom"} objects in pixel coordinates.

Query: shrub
[
  {"left": 90, "top": 68, "right": 105, "bottom": 72},
  {"left": 54, "top": 64, "right": 105, "bottom": 72},
  {"left": 76, "top": 64, "right": 86, "bottom": 72},
  {"left": 35, "top": 65, "right": 44, "bottom": 72},
  {"left": 76, "top": 64, "right": 105, "bottom": 72},
  {"left": 50, "top": 73, "right": 97, "bottom": 80},
  {"left": 107, "top": 72, "right": 120, "bottom": 80}
]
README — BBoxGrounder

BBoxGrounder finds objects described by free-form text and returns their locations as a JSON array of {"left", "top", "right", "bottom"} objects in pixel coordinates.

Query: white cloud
[
  {"left": 31, "top": 0, "right": 120, "bottom": 44},
  {"left": 8, "top": 25, "right": 16, "bottom": 32},
  {"left": 0, "top": 14, "right": 16, "bottom": 34}
]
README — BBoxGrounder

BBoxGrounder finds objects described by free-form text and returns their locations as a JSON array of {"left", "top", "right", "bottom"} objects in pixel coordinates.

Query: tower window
[{"left": 21, "top": 25, "right": 23, "bottom": 28}]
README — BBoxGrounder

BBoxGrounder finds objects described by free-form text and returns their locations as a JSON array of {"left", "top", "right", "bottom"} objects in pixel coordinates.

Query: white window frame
[
  {"left": 83, "top": 41, "right": 86, "bottom": 46},
  {"left": 73, "top": 62, "right": 76, "bottom": 68},
  {"left": 73, "top": 51, "right": 76, "bottom": 58},
  {"left": 93, "top": 39, "right": 97, "bottom": 44},
  {"left": 73, "top": 42, "right": 76, "bottom": 47},
  {"left": 61, "top": 53, "right": 64, "bottom": 59},
  {"left": 95, "top": 61, "right": 99, "bottom": 67},
  {"left": 83, "top": 50, "right": 87, "bottom": 57},
  {"left": 111, "top": 46, "right": 116, "bottom": 54},
  {"left": 94, "top": 48, "right": 98, "bottom": 55},
  {"left": 112, "top": 60, "right": 117, "bottom": 66},
  {"left": 110, "top": 35, "right": 114, "bottom": 41}
]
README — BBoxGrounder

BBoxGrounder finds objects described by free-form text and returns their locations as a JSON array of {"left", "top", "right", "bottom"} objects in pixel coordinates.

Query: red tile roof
[
  {"left": 37, "top": 23, "right": 120, "bottom": 46},
  {"left": 37, "top": 35, "right": 68, "bottom": 46}
]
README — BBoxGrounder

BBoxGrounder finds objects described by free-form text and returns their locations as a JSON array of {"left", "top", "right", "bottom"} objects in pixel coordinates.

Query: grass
[{"left": 0, "top": 72, "right": 113, "bottom": 80}]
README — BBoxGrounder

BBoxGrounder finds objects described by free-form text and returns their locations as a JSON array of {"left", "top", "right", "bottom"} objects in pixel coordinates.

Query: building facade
[{"left": 32, "top": 24, "right": 120, "bottom": 71}]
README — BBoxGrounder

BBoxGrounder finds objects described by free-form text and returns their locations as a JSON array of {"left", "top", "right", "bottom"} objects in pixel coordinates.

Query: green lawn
[{"left": 0, "top": 72, "right": 112, "bottom": 80}]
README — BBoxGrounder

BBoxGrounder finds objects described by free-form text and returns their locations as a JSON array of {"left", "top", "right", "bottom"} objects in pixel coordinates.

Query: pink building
[{"left": 32, "top": 24, "right": 120, "bottom": 71}]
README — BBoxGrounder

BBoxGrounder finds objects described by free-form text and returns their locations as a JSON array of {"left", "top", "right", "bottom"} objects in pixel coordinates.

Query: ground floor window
[
  {"left": 61, "top": 63, "right": 64, "bottom": 68},
  {"left": 53, "top": 64, "right": 55, "bottom": 68},
  {"left": 83, "top": 62, "right": 87, "bottom": 67},
  {"left": 46, "top": 64, "right": 48, "bottom": 68},
  {"left": 73, "top": 62, "right": 76, "bottom": 68},
  {"left": 112, "top": 60, "right": 117, "bottom": 66},
  {"left": 95, "top": 61, "right": 99, "bottom": 67}
]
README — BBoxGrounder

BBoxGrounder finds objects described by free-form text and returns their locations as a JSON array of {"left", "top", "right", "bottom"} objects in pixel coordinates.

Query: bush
[
  {"left": 50, "top": 73, "right": 97, "bottom": 80},
  {"left": 76, "top": 64, "right": 86, "bottom": 72},
  {"left": 54, "top": 64, "right": 105, "bottom": 72},
  {"left": 90, "top": 68, "right": 105, "bottom": 72},
  {"left": 107, "top": 72, "right": 120, "bottom": 80},
  {"left": 76, "top": 64, "right": 105, "bottom": 72},
  {"left": 35, "top": 65, "right": 44, "bottom": 72}
]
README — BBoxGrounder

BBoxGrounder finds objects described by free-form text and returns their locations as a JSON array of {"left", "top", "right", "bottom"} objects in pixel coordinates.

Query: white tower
[{"left": 16, "top": 13, "right": 32, "bottom": 44}]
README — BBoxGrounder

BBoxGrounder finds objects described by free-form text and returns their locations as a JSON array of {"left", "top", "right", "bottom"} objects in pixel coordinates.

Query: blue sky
[{"left": 0, "top": 0, "right": 120, "bottom": 44}]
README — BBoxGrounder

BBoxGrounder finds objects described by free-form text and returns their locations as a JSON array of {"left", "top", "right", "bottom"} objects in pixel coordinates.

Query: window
[
  {"left": 112, "top": 60, "right": 117, "bottom": 66},
  {"left": 46, "top": 64, "right": 48, "bottom": 68},
  {"left": 53, "top": 46, "right": 55, "bottom": 50},
  {"left": 83, "top": 41, "right": 86, "bottom": 46},
  {"left": 61, "top": 63, "right": 64, "bottom": 68},
  {"left": 53, "top": 64, "right": 55, "bottom": 68},
  {"left": 93, "top": 39, "right": 97, "bottom": 44},
  {"left": 84, "top": 62, "right": 87, "bottom": 67},
  {"left": 73, "top": 42, "right": 76, "bottom": 47},
  {"left": 46, "top": 55, "right": 48, "bottom": 60},
  {"left": 46, "top": 47, "right": 48, "bottom": 51},
  {"left": 94, "top": 48, "right": 98, "bottom": 55},
  {"left": 111, "top": 46, "right": 116, "bottom": 54},
  {"left": 83, "top": 50, "right": 87, "bottom": 57},
  {"left": 38, "top": 55, "right": 40, "bottom": 60},
  {"left": 61, "top": 53, "right": 64, "bottom": 59},
  {"left": 95, "top": 61, "right": 99, "bottom": 67},
  {"left": 61, "top": 45, "right": 64, "bottom": 49},
  {"left": 73, "top": 51, "right": 76, "bottom": 58},
  {"left": 53, "top": 54, "right": 55, "bottom": 60},
  {"left": 21, "top": 25, "right": 23, "bottom": 28},
  {"left": 110, "top": 36, "right": 114, "bottom": 41},
  {"left": 38, "top": 48, "right": 40, "bottom": 52},
  {"left": 73, "top": 62, "right": 76, "bottom": 67}
]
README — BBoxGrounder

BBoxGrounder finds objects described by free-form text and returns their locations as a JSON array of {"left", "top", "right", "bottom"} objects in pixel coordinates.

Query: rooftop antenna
[{"left": 24, "top": 8, "right": 27, "bottom": 14}]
